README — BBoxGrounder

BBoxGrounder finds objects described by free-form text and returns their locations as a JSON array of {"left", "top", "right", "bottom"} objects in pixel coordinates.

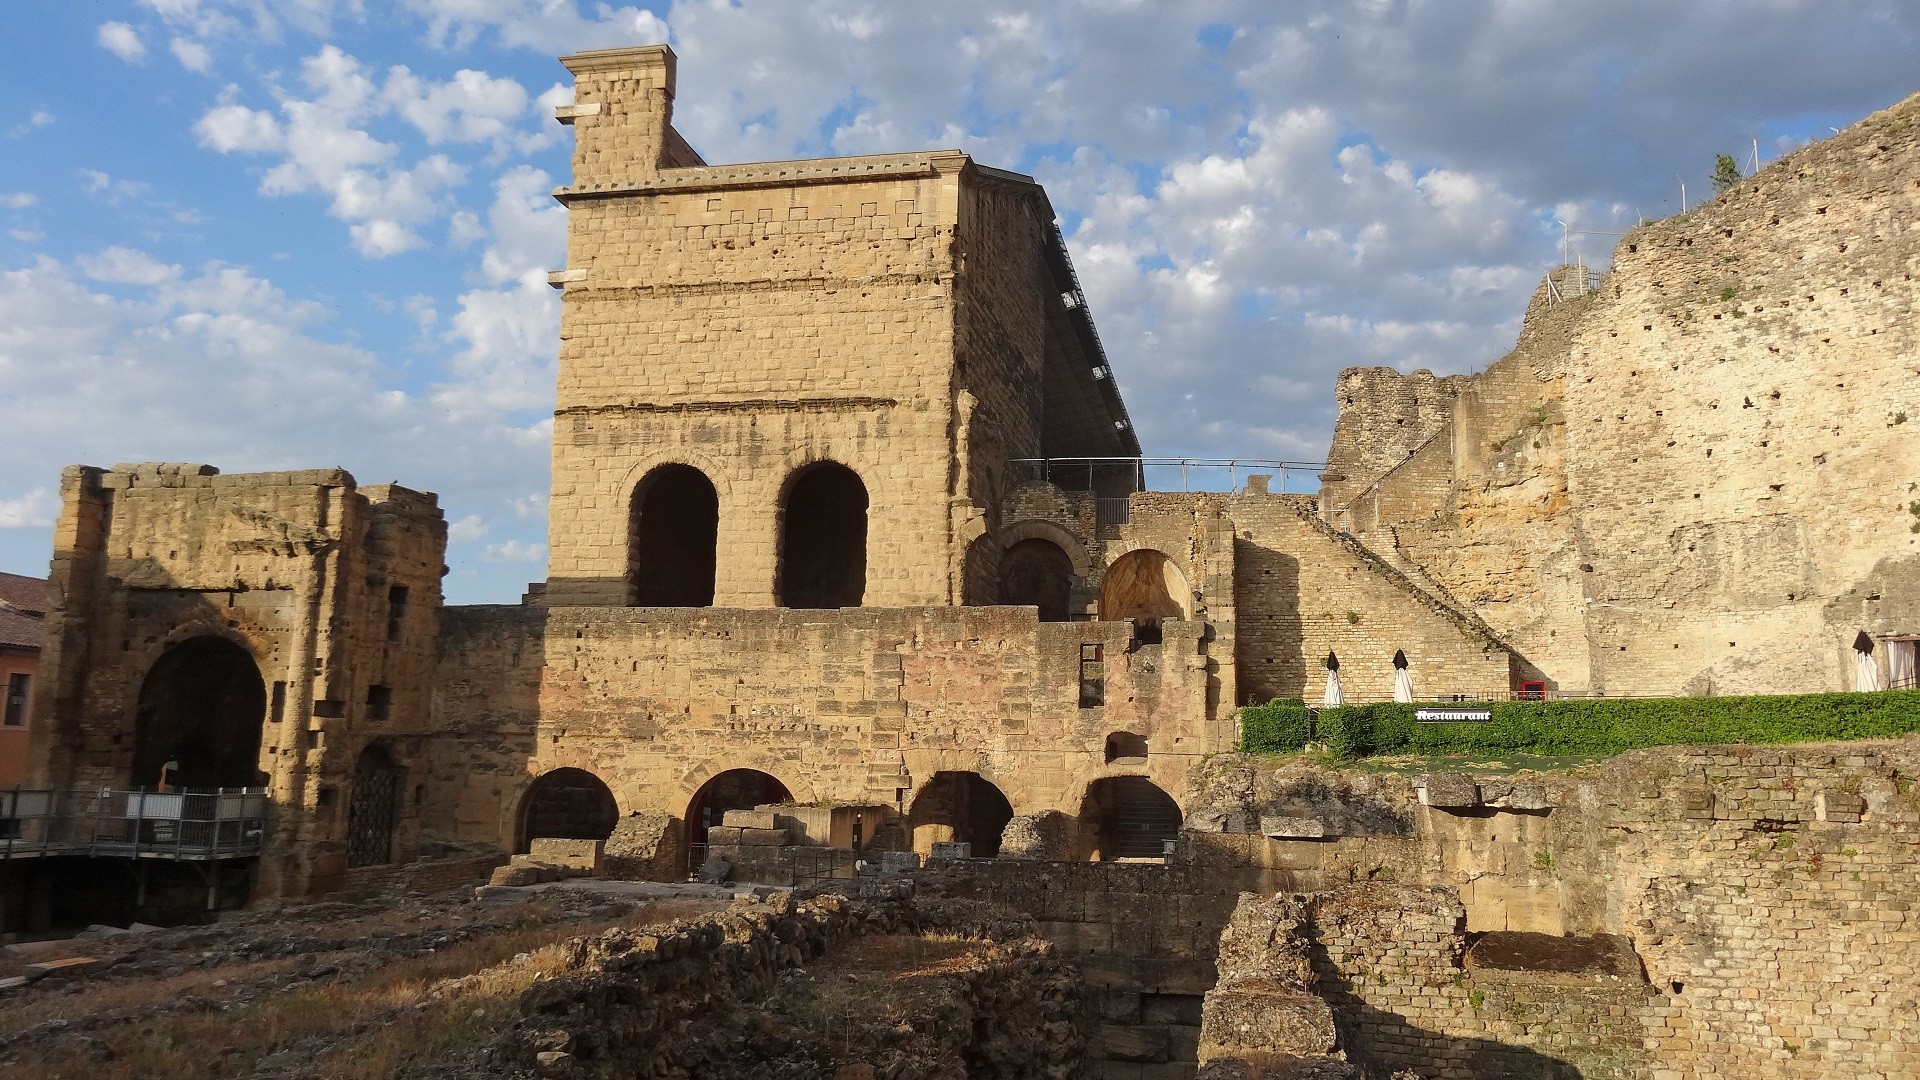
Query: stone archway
[
  {"left": 1077, "top": 775, "right": 1183, "bottom": 861},
  {"left": 520, "top": 767, "right": 619, "bottom": 853},
  {"left": 1098, "top": 548, "right": 1191, "bottom": 645},
  {"left": 778, "top": 462, "right": 868, "bottom": 609},
  {"left": 999, "top": 538, "right": 1075, "bottom": 621},
  {"left": 132, "top": 636, "right": 267, "bottom": 790},
  {"left": 629, "top": 463, "right": 720, "bottom": 606},
  {"left": 907, "top": 772, "right": 1015, "bottom": 857},
  {"left": 684, "top": 768, "right": 793, "bottom": 869}
]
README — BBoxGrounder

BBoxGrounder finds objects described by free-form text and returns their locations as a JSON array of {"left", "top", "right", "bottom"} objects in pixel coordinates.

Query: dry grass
[{"left": 0, "top": 898, "right": 721, "bottom": 1080}]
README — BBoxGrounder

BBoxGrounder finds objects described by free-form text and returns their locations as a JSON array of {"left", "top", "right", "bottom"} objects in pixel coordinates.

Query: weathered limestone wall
[
  {"left": 1319, "top": 92, "right": 1920, "bottom": 695},
  {"left": 426, "top": 604, "right": 1218, "bottom": 853},
  {"left": 1222, "top": 492, "right": 1514, "bottom": 705},
  {"left": 1561, "top": 93, "right": 1920, "bottom": 695},
  {"left": 1186, "top": 738, "right": 1920, "bottom": 1078},
  {"left": 27, "top": 464, "right": 447, "bottom": 897}
]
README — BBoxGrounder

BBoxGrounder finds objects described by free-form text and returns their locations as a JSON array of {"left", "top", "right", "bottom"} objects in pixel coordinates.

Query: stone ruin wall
[
  {"left": 1320, "top": 91, "right": 1920, "bottom": 695},
  {"left": 1166, "top": 739, "right": 1920, "bottom": 1078},
  {"left": 423, "top": 604, "right": 1216, "bottom": 857},
  {"left": 26, "top": 464, "right": 447, "bottom": 897}
]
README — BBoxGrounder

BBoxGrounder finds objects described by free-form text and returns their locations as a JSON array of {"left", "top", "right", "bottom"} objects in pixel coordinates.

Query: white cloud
[
  {"left": 447, "top": 513, "right": 488, "bottom": 542},
  {"left": 194, "top": 103, "right": 283, "bottom": 151},
  {"left": 8, "top": 229, "right": 44, "bottom": 244},
  {"left": 170, "top": 37, "right": 214, "bottom": 72},
  {"left": 384, "top": 65, "right": 529, "bottom": 145},
  {"left": 9, "top": 111, "right": 54, "bottom": 138},
  {"left": 348, "top": 218, "right": 424, "bottom": 257},
  {"left": 446, "top": 208, "right": 484, "bottom": 248},
  {"left": 1, "top": 193, "right": 34, "bottom": 210},
  {"left": 401, "top": 0, "right": 670, "bottom": 54},
  {"left": 98, "top": 22, "right": 148, "bottom": 63},
  {"left": 478, "top": 538, "right": 546, "bottom": 564},
  {"left": 0, "top": 489, "right": 58, "bottom": 529}
]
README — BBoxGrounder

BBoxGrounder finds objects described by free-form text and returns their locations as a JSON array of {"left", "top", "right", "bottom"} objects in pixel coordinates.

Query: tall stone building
[{"left": 1319, "top": 91, "right": 1920, "bottom": 698}]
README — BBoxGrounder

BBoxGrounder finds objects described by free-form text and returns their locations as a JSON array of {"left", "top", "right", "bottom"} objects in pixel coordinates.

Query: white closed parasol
[
  {"left": 1854, "top": 631, "right": 1882, "bottom": 692},
  {"left": 1392, "top": 649, "right": 1414, "bottom": 703},
  {"left": 1322, "top": 651, "right": 1344, "bottom": 707}
]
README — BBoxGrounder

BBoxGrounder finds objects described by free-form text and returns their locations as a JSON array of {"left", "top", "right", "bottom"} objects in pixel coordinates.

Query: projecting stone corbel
[
  {"left": 552, "top": 102, "right": 602, "bottom": 125},
  {"left": 547, "top": 268, "right": 588, "bottom": 289}
]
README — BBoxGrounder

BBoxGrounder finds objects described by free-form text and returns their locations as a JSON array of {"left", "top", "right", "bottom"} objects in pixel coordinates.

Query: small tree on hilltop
[{"left": 1712, "top": 154, "right": 1742, "bottom": 194}]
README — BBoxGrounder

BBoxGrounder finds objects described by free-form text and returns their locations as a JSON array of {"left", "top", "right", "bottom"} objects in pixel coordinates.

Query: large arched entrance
[
  {"left": 999, "top": 538, "right": 1074, "bottom": 621},
  {"left": 346, "top": 745, "right": 404, "bottom": 868},
  {"left": 132, "top": 637, "right": 267, "bottom": 790},
  {"left": 1078, "top": 776, "right": 1183, "bottom": 861},
  {"left": 777, "top": 462, "right": 867, "bottom": 609},
  {"left": 629, "top": 463, "right": 720, "bottom": 606},
  {"left": 685, "top": 768, "right": 792, "bottom": 869},
  {"left": 1098, "top": 549, "right": 1191, "bottom": 645},
  {"left": 520, "top": 768, "right": 618, "bottom": 853},
  {"left": 907, "top": 772, "right": 1014, "bottom": 857}
]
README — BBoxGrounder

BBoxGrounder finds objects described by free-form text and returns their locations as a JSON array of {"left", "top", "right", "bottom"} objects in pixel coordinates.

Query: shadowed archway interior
[
  {"left": 1078, "top": 775, "right": 1183, "bottom": 861},
  {"left": 999, "top": 537, "right": 1075, "bottom": 621},
  {"left": 629, "top": 463, "right": 720, "bottom": 607},
  {"left": 685, "top": 768, "right": 793, "bottom": 869},
  {"left": 132, "top": 637, "right": 267, "bottom": 791},
  {"left": 778, "top": 462, "right": 868, "bottom": 609},
  {"left": 907, "top": 771, "right": 1015, "bottom": 857},
  {"left": 520, "top": 767, "right": 619, "bottom": 852}
]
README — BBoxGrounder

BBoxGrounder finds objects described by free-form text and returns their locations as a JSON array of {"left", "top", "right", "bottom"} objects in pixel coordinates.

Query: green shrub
[
  {"left": 1239, "top": 697, "right": 1313, "bottom": 753},
  {"left": 1248, "top": 690, "right": 1920, "bottom": 761}
]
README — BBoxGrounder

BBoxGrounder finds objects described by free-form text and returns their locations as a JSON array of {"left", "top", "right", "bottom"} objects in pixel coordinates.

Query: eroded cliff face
[{"left": 1321, "top": 91, "right": 1920, "bottom": 694}]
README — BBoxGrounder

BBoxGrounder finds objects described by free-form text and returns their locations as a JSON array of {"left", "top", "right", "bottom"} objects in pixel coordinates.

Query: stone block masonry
[{"left": 1320, "top": 90, "right": 1920, "bottom": 696}]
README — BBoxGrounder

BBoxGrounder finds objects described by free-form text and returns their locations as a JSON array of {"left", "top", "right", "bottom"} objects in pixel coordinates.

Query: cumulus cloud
[
  {"left": 0, "top": 490, "right": 58, "bottom": 529},
  {"left": 479, "top": 538, "right": 546, "bottom": 563},
  {"left": 97, "top": 22, "right": 147, "bottom": 62},
  {"left": 0, "top": 193, "right": 34, "bottom": 210},
  {"left": 401, "top": 0, "right": 669, "bottom": 54},
  {"left": 170, "top": 37, "right": 213, "bottom": 72}
]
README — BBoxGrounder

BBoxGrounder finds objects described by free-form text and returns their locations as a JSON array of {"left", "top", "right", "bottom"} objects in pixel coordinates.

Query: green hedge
[
  {"left": 1239, "top": 698, "right": 1314, "bottom": 753},
  {"left": 1238, "top": 690, "right": 1920, "bottom": 760}
]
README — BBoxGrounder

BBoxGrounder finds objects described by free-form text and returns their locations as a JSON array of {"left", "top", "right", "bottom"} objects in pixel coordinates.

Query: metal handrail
[
  {"left": 1009, "top": 456, "right": 1326, "bottom": 495},
  {"left": 0, "top": 786, "right": 269, "bottom": 862}
]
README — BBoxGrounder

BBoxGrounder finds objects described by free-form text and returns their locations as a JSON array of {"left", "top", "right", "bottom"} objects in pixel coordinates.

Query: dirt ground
[{"left": 0, "top": 884, "right": 726, "bottom": 1080}]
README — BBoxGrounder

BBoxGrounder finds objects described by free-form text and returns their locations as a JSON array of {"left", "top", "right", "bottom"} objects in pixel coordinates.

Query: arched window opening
[
  {"left": 132, "top": 637, "right": 267, "bottom": 791},
  {"left": 778, "top": 462, "right": 867, "bottom": 609},
  {"left": 1078, "top": 776, "right": 1182, "bottom": 861},
  {"left": 1098, "top": 549, "right": 1191, "bottom": 646},
  {"left": 999, "top": 538, "right": 1074, "bottom": 621},
  {"left": 629, "top": 464, "right": 719, "bottom": 607},
  {"left": 1104, "top": 731, "right": 1149, "bottom": 764},
  {"left": 685, "top": 769, "right": 792, "bottom": 871},
  {"left": 520, "top": 768, "right": 618, "bottom": 853},
  {"left": 907, "top": 772, "right": 1014, "bottom": 858},
  {"left": 346, "top": 745, "right": 404, "bottom": 868}
]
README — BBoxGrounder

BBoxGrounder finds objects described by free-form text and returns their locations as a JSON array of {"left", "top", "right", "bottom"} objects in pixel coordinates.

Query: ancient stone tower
[{"left": 541, "top": 45, "right": 1138, "bottom": 610}]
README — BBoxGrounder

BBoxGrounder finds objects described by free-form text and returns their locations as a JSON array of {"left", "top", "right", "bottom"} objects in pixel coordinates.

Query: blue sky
[{"left": 3, "top": 1, "right": 1918, "bottom": 603}]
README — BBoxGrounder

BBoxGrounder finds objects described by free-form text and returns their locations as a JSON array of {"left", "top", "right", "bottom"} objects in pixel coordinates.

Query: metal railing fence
[{"left": 0, "top": 787, "right": 268, "bottom": 861}]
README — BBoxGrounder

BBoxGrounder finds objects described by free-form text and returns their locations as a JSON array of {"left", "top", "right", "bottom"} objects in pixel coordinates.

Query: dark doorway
[
  {"left": 346, "top": 745, "right": 403, "bottom": 868},
  {"left": 132, "top": 637, "right": 267, "bottom": 791},
  {"left": 778, "top": 462, "right": 867, "bottom": 609},
  {"left": 1104, "top": 731, "right": 1149, "bottom": 763},
  {"left": 908, "top": 772, "right": 1014, "bottom": 857},
  {"left": 685, "top": 768, "right": 792, "bottom": 868},
  {"left": 1079, "top": 776, "right": 1183, "bottom": 861},
  {"left": 999, "top": 538, "right": 1074, "bottom": 621},
  {"left": 629, "top": 464, "right": 720, "bottom": 606},
  {"left": 520, "top": 768, "right": 618, "bottom": 852}
]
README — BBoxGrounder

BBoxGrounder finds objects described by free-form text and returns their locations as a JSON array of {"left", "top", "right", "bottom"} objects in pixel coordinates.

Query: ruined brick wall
[
  {"left": 1187, "top": 738, "right": 1920, "bottom": 1078},
  {"left": 27, "top": 464, "right": 447, "bottom": 897},
  {"left": 1319, "top": 92, "right": 1920, "bottom": 695},
  {"left": 1317, "top": 368, "right": 1469, "bottom": 516},
  {"left": 1223, "top": 491, "right": 1513, "bottom": 704},
  {"left": 1560, "top": 93, "right": 1920, "bottom": 695},
  {"left": 426, "top": 604, "right": 1217, "bottom": 856}
]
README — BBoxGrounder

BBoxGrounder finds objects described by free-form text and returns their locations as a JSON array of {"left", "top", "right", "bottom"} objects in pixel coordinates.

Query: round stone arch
[
  {"left": 996, "top": 519, "right": 1093, "bottom": 579},
  {"left": 670, "top": 755, "right": 820, "bottom": 817},
  {"left": 495, "top": 754, "right": 636, "bottom": 852},
  {"left": 615, "top": 449, "right": 735, "bottom": 507},
  {"left": 1097, "top": 547, "right": 1194, "bottom": 643}
]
